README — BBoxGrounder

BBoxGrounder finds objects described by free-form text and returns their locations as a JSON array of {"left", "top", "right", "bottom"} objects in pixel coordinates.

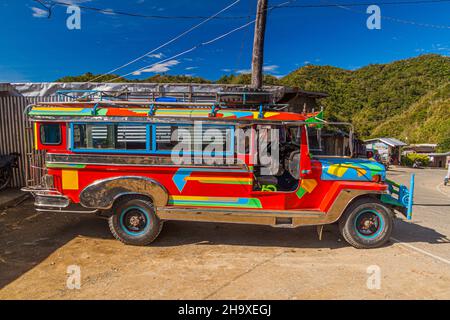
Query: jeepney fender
[
  {"left": 79, "top": 176, "right": 169, "bottom": 210},
  {"left": 320, "top": 189, "right": 386, "bottom": 226}
]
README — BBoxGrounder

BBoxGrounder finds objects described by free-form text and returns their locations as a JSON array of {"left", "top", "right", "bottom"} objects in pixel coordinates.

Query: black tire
[
  {"left": 108, "top": 195, "right": 163, "bottom": 246},
  {"left": 0, "top": 167, "right": 12, "bottom": 191},
  {"left": 339, "top": 198, "right": 393, "bottom": 249}
]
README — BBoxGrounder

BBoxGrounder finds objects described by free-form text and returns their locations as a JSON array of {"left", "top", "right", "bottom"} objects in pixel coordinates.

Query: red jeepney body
[{"left": 27, "top": 102, "right": 389, "bottom": 225}]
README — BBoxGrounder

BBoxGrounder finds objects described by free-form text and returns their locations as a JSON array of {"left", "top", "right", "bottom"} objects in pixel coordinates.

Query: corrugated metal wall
[
  {"left": 0, "top": 96, "right": 33, "bottom": 187},
  {"left": 0, "top": 96, "right": 65, "bottom": 187}
]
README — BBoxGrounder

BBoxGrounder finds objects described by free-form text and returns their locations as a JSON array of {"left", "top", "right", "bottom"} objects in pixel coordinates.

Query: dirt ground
[{"left": 0, "top": 167, "right": 449, "bottom": 299}]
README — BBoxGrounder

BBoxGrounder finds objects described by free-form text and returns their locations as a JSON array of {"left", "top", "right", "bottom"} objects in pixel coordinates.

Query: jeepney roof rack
[
  {"left": 54, "top": 88, "right": 281, "bottom": 108},
  {"left": 48, "top": 88, "right": 289, "bottom": 112}
]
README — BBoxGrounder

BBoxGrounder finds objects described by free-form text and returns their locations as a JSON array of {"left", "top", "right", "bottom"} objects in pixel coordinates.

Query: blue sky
[{"left": 0, "top": 0, "right": 449, "bottom": 82}]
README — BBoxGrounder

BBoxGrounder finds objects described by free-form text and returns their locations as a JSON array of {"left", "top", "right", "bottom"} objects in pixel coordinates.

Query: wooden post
[{"left": 251, "top": 0, "right": 268, "bottom": 89}]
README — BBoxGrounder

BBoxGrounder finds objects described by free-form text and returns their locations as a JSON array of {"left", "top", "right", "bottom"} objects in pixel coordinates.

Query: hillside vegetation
[
  {"left": 372, "top": 82, "right": 450, "bottom": 152},
  {"left": 281, "top": 54, "right": 450, "bottom": 144},
  {"left": 56, "top": 54, "right": 450, "bottom": 150}
]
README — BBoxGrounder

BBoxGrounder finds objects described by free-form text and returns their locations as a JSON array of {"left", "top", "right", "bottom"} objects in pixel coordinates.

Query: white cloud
[
  {"left": 133, "top": 60, "right": 180, "bottom": 75},
  {"left": 236, "top": 68, "right": 251, "bottom": 74},
  {"left": 236, "top": 65, "right": 279, "bottom": 74},
  {"left": 221, "top": 68, "right": 232, "bottom": 72},
  {"left": 31, "top": 0, "right": 93, "bottom": 18},
  {"left": 62, "top": 0, "right": 93, "bottom": 4},
  {"left": 263, "top": 65, "right": 279, "bottom": 72},
  {"left": 31, "top": 7, "right": 48, "bottom": 18},
  {"left": 102, "top": 8, "right": 116, "bottom": 15},
  {"left": 148, "top": 53, "right": 164, "bottom": 59},
  {"left": 185, "top": 66, "right": 198, "bottom": 70},
  {"left": 303, "top": 61, "right": 311, "bottom": 65}
]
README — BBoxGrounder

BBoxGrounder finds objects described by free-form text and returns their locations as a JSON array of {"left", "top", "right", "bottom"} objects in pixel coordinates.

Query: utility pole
[{"left": 251, "top": 0, "right": 268, "bottom": 89}]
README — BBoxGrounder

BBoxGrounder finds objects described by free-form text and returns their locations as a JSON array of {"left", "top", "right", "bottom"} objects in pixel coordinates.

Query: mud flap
[
  {"left": 407, "top": 174, "right": 415, "bottom": 220},
  {"left": 317, "top": 225, "right": 324, "bottom": 240},
  {"left": 381, "top": 174, "right": 414, "bottom": 220}
]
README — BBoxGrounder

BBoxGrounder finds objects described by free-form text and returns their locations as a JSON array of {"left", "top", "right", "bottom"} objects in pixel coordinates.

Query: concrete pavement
[{"left": 0, "top": 167, "right": 449, "bottom": 299}]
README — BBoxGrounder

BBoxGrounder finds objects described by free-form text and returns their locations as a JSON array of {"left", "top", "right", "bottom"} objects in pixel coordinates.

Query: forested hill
[
  {"left": 280, "top": 54, "right": 450, "bottom": 148},
  {"left": 55, "top": 54, "right": 450, "bottom": 150},
  {"left": 371, "top": 82, "right": 450, "bottom": 151}
]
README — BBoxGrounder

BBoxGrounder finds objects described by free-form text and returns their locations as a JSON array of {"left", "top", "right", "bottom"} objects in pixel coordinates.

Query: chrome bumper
[
  {"left": 35, "top": 194, "right": 70, "bottom": 208},
  {"left": 21, "top": 187, "right": 69, "bottom": 208},
  {"left": 21, "top": 187, "right": 98, "bottom": 213}
]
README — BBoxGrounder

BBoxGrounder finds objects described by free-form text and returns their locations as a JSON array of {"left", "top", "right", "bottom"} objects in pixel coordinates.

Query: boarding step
[{"left": 156, "top": 206, "right": 326, "bottom": 228}]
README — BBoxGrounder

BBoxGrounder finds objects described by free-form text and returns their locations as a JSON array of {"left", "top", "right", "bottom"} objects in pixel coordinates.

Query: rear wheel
[
  {"left": 339, "top": 198, "right": 393, "bottom": 249},
  {"left": 108, "top": 195, "right": 163, "bottom": 246}
]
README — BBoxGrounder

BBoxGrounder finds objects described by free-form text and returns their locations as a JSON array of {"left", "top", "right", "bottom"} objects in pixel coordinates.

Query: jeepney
[{"left": 22, "top": 90, "right": 414, "bottom": 249}]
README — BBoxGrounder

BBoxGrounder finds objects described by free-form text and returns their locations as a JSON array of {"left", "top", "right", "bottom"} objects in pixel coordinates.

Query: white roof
[{"left": 364, "top": 137, "right": 407, "bottom": 147}]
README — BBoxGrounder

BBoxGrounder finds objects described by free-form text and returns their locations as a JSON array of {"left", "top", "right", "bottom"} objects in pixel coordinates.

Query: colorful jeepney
[{"left": 23, "top": 91, "right": 414, "bottom": 249}]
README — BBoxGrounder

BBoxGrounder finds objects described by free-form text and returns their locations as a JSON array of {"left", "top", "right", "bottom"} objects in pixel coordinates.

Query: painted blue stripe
[{"left": 69, "top": 122, "right": 235, "bottom": 156}]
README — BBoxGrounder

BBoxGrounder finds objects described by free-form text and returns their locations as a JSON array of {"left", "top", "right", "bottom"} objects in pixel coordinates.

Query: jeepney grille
[
  {"left": 117, "top": 125, "right": 147, "bottom": 143},
  {"left": 155, "top": 126, "right": 231, "bottom": 144},
  {"left": 91, "top": 125, "right": 147, "bottom": 143},
  {"left": 26, "top": 149, "right": 48, "bottom": 189}
]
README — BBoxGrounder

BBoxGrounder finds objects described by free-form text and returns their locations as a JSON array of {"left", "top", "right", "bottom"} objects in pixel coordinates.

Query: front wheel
[
  {"left": 108, "top": 195, "right": 163, "bottom": 246},
  {"left": 339, "top": 198, "right": 394, "bottom": 249}
]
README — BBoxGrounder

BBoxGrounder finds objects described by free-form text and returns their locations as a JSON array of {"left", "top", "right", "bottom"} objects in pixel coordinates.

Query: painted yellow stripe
[
  {"left": 184, "top": 177, "right": 252, "bottom": 182},
  {"left": 34, "top": 107, "right": 85, "bottom": 111},
  {"left": 199, "top": 180, "right": 252, "bottom": 185},
  {"left": 247, "top": 111, "right": 281, "bottom": 119},
  {"left": 33, "top": 123, "right": 38, "bottom": 150},
  {"left": 61, "top": 170, "right": 79, "bottom": 190},
  {"left": 169, "top": 195, "right": 239, "bottom": 202},
  {"left": 301, "top": 178, "right": 318, "bottom": 193},
  {"left": 263, "top": 112, "right": 280, "bottom": 118}
]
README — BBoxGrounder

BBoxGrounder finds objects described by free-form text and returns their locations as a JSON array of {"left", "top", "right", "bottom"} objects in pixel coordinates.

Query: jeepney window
[
  {"left": 154, "top": 124, "right": 233, "bottom": 154},
  {"left": 40, "top": 123, "right": 61, "bottom": 145},
  {"left": 72, "top": 123, "right": 147, "bottom": 151}
]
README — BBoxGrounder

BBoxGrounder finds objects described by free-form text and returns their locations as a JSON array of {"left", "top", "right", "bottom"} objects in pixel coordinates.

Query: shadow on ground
[
  {"left": 0, "top": 200, "right": 110, "bottom": 289},
  {"left": 1, "top": 199, "right": 448, "bottom": 289},
  {"left": 394, "top": 218, "right": 450, "bottom": 244}
]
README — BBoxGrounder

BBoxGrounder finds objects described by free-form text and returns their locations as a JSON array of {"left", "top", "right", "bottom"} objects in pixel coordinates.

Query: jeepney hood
[{"left": 316, "top": 157, "right": 386, "bottom": 182}]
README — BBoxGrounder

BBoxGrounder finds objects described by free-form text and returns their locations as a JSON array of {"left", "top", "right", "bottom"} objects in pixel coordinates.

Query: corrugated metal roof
[
  {"left": 7, "top": 82, "right": 328, "bottom": 99},
  {"left": 429, "top": 152, "right": 450, "bottom": 156},
  {"left": 364, "top": 137, "right": 408, "bottom": 147}
]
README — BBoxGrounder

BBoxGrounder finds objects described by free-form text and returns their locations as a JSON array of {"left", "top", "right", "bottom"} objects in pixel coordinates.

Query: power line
[
  {"left": 34, "top": 0, "right": 250, "bottom": 20},
  {"left": 34, "top": 0, "right": 450, "bottom": 20},
  {"left": 103, "top": 0, "right": 298, "bottom": 83},
  {"left": 87, "top": 0, "right": 241, "bottom": 83},
  {"left": 320, "top": 0, "right": 450, "bottom": 29},
  {"left": 101, "top": 0, "right": 450, "bottom": 83},
  {"left": 281, "top": 0, "right": 450, "bottom": 8},
  {"left": 41, "top": 0, "right": 448, "bottom": 83},
  {"left": 106, "top": 20, "right": 258, "bottom": 83}
]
